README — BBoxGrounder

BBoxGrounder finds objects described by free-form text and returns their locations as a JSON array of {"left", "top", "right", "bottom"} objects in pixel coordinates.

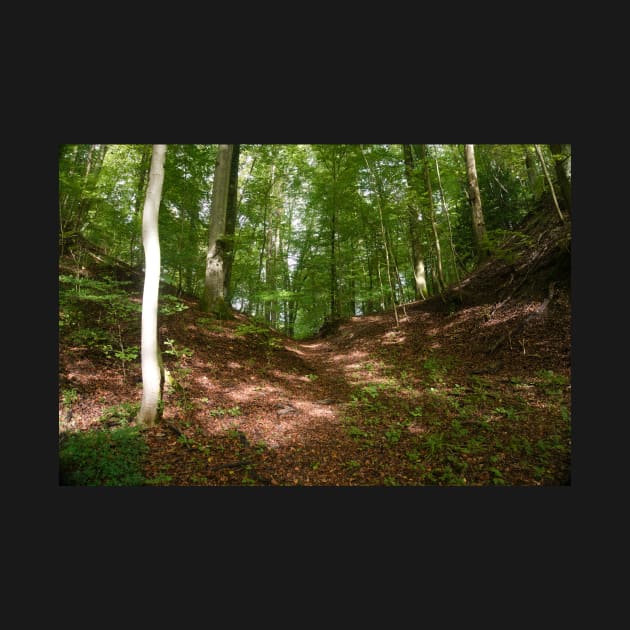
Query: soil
[{"left": 58, "top": 204, "right": 571, "bottom": 486}]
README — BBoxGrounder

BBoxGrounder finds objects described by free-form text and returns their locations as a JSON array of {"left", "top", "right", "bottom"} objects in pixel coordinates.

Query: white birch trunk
[{"left": 137, "top": 144, "right": 167, "bottom": 427}]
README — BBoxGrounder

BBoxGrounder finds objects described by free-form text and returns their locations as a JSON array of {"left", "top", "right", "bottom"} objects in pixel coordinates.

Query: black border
[{"left": 46, "top": 92, "right": 589, "bottom": 611}]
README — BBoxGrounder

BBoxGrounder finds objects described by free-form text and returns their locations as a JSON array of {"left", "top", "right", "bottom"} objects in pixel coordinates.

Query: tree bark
[
  {"left": 137, "top": 144, "right": 167, "bottom": 428},
  {"left": 130, "top": 145, "right": 151, "bottom": 267},
  {"left": 417, "top": 144, "right": 446, "bottom": 292},
  {"left": 549, "top": 144, "right": 571, "bottom": 214},
  {"left": 434, "top": 151, "right": 461, "bottom": 285},
  {"left": 534, "top": 144, "right": 565, "bottom": 223},
  {"left": 402, "top": 144, "right": 427, "bottom": 299},
  {"left": 524, "top": 145, "right": 541, "bottom": 199},
  {"left": 464, "top": 144, "right": 489, "bottom": 264},
  {"left": 201, "top": 144, "right": 234, "bottom": 317},
  {"left": 223, "top": 144, "right": 240, "bottom": 300}
]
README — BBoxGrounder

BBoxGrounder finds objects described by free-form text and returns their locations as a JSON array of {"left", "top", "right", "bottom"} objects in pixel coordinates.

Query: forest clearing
[{"left": 58, "top": 144, "right": 571, "bottom": 486}]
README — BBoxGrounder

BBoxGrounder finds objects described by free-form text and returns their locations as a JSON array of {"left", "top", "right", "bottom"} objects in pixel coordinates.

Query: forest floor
[{"left": 59, "top": 209, "right": 571, "bottom": 486}]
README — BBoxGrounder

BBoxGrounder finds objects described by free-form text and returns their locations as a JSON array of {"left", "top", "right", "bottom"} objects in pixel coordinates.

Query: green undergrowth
[
  {"left": 59, "top": 425, "right": 148, "bottom": 486},
  {"left": 339, "top": 354, "right": 570, "bottom": 485},
  {"left": 59, "top": 274, "right": 189, "bottom": 377}
]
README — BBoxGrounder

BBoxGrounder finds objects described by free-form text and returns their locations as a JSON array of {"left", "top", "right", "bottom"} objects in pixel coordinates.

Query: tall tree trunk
[
  {"left": 549, "top": 144, "right": 571, "bottom": 214},
  {"left": 464, "top": 144, "right": 489, "bottom": 264},
  {"left": 534, "top": 144, "right": 565, "bottom": 223},
  {"left": 201, "top": 144, "right": 234, "bottom": 317},
  {"left": 330, "top": 202, "right": 338, "bottom": 319},
  {"left": 60, "top": 144, "right": 108, "bottom": 251},
  {"left": 223, "top": 144, "right": 241, "bottom": 300},
  {"left": 417, "top": 145, "right": 446, "bottom": 292},
  {"left": 130, "top": 145, "right": 151, "bottom": 267},
  {"left": 330, "top": 155, "right": 338, "bottom": 321},
  {"left": 434, "top": 151, "right": 461, "bottom": 286},
  {"left": 524, "top": 145, "right": 541, "bottom": 200},
  {"left": 263, "top": 163, "right": 282, "bottom": 326},
  {"left": 360, "top": 145, "right": 399, "bottom": 326},
  {"left": 137, "top": 144, "right": 167, "bottom": 428},
  {"left": 402, "top": 144, "right": 427, "bottom": 299},
  {"left": 73, "top": 144, "right": 109, "bottom": 235}
]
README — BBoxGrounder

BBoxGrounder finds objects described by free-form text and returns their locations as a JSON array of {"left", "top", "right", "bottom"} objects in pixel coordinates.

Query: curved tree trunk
[{"left": 137, "top": 144, "right": 167, "bottom": 428}]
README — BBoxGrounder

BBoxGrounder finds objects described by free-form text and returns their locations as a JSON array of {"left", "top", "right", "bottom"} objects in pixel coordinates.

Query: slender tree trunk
[
  {"left": 434, "top": 152, "right": 461, "bottom": 286},
  {"left": 61, "top": 144, "right": 109, "bottom": 248},
  {"left": 223, "top": 144, "right": 240, "bottom": 300},
  {"left": 360, "top": 145, "right": 399, "bottom": 326},
  {"left": 73, "top": 144, "right": 109, "bottom": 235},
  {"left": 130, "top": 145, "right": 151, "bottom": 267},
  {"left": 549, "top": 144, "right": 571, "bottom": 214},
  {"left": 402, "top": 144, "right": 427, "bottom": 299},
  {"left": 330, "top": 156, "right": 338, "bottom": 321},
  {"left": 417, "top": 145, "right": 446, "bottom": 292},
  {"left": 330, "top": 204, "right": 338, "bottom": 319},
  {"left": 524, "top": 145, "right": 541, "bottom": 200},
  {"left": 256, "top": 164, "right": 276, "bottom": 320},
  {"left": 534, "top": 144, "right": 565, "bottom": 223},
  {"left": 201, "top": 144, "right": 234, "bottom": 317},
  {"left": 137, "top": 144, "right": 167, "bottom": 428},
  {"left": 464, "top": 144, "right": 490, "bottom": 264}
]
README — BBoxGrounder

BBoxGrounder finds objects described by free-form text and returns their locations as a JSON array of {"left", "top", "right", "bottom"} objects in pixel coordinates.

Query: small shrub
[
  {"left": 99, "top": 402, "right": 140, "bottom": 427},
  {"left": 159, "top": 295, "right": 189, "bottom": 315},
  {"left": 62, "top": 388, "right": 79, "bottom": 407},
  {"left": 59, "top": 426, "right": 148, "bottom": 486},
  {"left": 163, "top": 338, "right": 193, "bottom": 359}
]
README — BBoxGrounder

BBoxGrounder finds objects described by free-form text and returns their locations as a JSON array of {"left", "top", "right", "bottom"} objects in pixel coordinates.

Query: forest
[{"left": 58, "top": 143, "right": 571, "bottom": 486}]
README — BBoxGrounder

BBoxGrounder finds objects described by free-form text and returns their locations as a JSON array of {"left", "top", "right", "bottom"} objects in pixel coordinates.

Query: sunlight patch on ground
[
  {"left": 200, "top": 397, "right": 339, "bottom": 450},
  {"left": 330, "top": 350, "right": 368, "bottom": 364},
  {"left": 292, "top": 400, "right": 337, "bottom": 419},
  {"left": 269, "top": 369, "right": 310, "bottom": 384},
  {"left": 407, "top": 423, "right": 427, "bottom": 435},
  {"left": 300, "top": 342, "right": 326, "bottom": 350},
  {"left": 382, "top": 330, "right": 407, "bottom": 345},
  {"left": 225, "top": 383, "right": 280, "bottom": 404}
]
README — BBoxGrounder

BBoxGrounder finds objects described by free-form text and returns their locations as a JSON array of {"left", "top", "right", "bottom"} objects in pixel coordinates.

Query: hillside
[{"left": 58, "top": 204, "right": 571, "bottom": 486}]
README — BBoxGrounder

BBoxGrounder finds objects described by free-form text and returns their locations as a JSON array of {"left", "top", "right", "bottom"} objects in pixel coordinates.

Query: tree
[
  {"left": 129, "top": 145, "right": 151, "bottom": 267},
  {"left": 549, "top": 144, "right": 571, "bottom": 214},
  {"left": 137, "top": 144, "right": 167, "bottom": 428},
  {"left": 402, "top": 144, "right": 428, "bottom": 299},
  {"left": 59, "top": 144, "right": 109, "bottom": 254},
  {"left": 416, "top": 144, "right": 446, "bottom": 292},
  {"left": 464, "top": 144, "right": 489, "bottom": 264},
  {"left": 200, "top": 144, "right": 234, "bottom": 317},
  {"left": 534, "top": 144, "right": 565, "bottom": 223},
  {"left": 524, "top": 145, "right": 542, "bottom": 200},
  {"left": 223, "top": 144, "right": 241, "bottom": 301},
  {"left": 59, "top": 143, "right": 567, "bottom": 341}
]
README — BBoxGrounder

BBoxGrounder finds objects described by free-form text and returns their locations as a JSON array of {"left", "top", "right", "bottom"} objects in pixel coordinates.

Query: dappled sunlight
[
  {"left": 382, "top": 330, "right": 407, "bottom": 345},
  {"left": 329, "top": 350, "right": 368, "bottom": 364},
  {"left": 197, "top": 394, "right": 341, "bottom": 450}
]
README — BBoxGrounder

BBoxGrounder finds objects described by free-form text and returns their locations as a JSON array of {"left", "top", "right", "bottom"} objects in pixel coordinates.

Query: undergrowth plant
[{"left": 59, "top": 426, "right": 148, "bottom": 486}]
